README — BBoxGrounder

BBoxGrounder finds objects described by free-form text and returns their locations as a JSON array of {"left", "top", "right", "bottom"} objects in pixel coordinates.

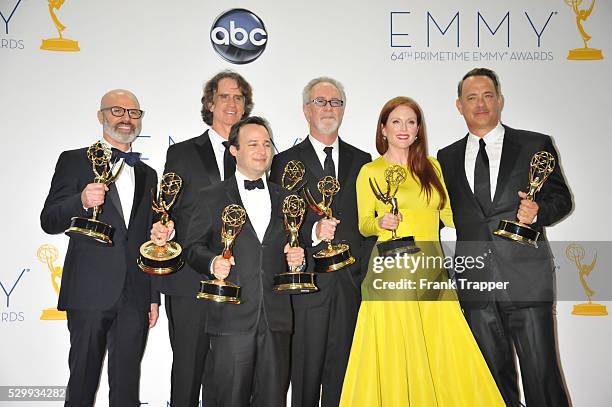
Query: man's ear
[{"left": 455, "top": 99, "right": 463, "bottom": 116}]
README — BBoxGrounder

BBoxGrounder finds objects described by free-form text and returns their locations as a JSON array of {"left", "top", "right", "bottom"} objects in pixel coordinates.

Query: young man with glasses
[
  {"left": 41, "top": 89, "right": 160, "bottom": 406},
  {"left": 269, "top": 77, "right": 372, "bottom": 407}
]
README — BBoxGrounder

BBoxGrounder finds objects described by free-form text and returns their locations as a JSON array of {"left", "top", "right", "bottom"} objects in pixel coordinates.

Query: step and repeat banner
[{"left": 1, "top": 0, "right": 610, "bottom": 406}]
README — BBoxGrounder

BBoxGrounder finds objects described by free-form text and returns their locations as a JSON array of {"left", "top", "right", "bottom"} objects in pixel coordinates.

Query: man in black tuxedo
[
  {"left": 437, "top": 68, "right": 571, "bottom": 407},
  {"left": 182, "top": 116, "right": 304, "bottom": 406},
  {"left": 40, "top": 89, "right": 159, "bottom": 406},
  {"left": 153, "top": 70, "right": 253, "bottom": 406},
  {"left": 269, "top": 77, "right": 372, "bottom": 407}
]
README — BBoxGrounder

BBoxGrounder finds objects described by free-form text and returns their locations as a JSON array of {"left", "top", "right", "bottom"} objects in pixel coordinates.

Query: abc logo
[{"left": 210, "top": 9, "right": 267, "bottom": 65}]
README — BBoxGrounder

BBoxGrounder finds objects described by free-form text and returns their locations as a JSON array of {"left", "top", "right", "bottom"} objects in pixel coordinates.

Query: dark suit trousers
[
  {"left": 464, "top": 303, "right": 570, "bottom": 407},
  {"left": 64, "top": 294, "right": 149, "bottom": 407},
  {"left": 204, "top": 318, "right": 290, "bottom": 407},
  {"left": 291, "top": 284, "right": 359, "bottom": 407},
  {"left": 165, "top": 294, "right": 210, "bottom": 406}
]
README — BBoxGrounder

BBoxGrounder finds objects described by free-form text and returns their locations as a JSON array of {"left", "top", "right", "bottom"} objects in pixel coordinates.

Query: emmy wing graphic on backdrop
[
  {"left": 565, "top": 0, "right": 604, "bottom": 60},
  {"left": 566, "top": 244, "right": 608, "bottom": 316},
  {"left": 36, "top": 244, "right": 67, "bottom": 320},
  {"left": 40, "top": 0, "right": 80, "bottom": 51}
]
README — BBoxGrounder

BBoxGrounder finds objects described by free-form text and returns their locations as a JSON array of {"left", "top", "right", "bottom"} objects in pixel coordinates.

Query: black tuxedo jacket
[
  {"left": 184, "top": 177, "right": 293, "bottom": 335},
  {"left": 157, "top": 130, "right": 224, "bottom": 297},
  {"left": 40, "top": 147, "right": 158, "bottom": 312},
  {"left": 269, "top": 137, "right": 373, "bottom": 309},
  {"left": 437, "top": 125, "right": 572, "bottom": 307}
]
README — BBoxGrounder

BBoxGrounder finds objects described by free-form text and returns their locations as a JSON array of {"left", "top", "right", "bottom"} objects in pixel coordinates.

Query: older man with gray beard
[
  {"left": 269, "top": 77, "right": 372, "bottom": 407},
  {"left": 41, "top": 89, "right": 160, "bottom": 406}
]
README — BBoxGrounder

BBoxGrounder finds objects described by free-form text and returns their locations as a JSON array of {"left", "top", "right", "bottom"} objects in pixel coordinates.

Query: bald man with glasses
[{"left": 41, "top": 89, "right": 159, "bottom": 406}]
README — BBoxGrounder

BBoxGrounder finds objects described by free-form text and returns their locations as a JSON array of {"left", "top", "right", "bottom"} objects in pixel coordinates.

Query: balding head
[{"left": 100, "top": 89, "right": 140, "bottom": 110}]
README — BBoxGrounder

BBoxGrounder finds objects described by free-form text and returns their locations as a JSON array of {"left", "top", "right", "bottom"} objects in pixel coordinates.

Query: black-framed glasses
[
  {"left": 309, "top": 98, "right": 344, "bottom": 108},
  {"left": 100, "top": 106, "right": 145, "bottom": 119}
]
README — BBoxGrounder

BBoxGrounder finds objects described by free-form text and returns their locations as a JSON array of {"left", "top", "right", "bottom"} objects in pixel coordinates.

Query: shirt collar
[
  {"left": 308, "top": 134, "right": 339, "bottom": 152},
  {"left": 208, "top": 128, "right": 227, "bottom": 151},
  {"left": 467, "top": 122, "right": 504, "bottom": 146}
]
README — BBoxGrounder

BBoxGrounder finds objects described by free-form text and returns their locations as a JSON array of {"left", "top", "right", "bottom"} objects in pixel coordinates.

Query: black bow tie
[
  {"left": 244, "top": 178, "right": 264, "bottom": 190},
  {"left": 111, "top": 148, "right": 141, "bottom": 167}
]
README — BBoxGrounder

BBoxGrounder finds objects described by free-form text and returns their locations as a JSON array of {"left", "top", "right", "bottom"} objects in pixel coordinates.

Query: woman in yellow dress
[{"left": 339, "top": 97, "right": 505, "bottom": 406}]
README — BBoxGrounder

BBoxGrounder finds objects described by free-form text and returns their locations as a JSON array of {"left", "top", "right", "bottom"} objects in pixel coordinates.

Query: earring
[
  {"left": 414, "top": 136, "right": 418, "bottom": 141},
  {"left": 382, "top": 135, "right": 387, "bottom": 140}
]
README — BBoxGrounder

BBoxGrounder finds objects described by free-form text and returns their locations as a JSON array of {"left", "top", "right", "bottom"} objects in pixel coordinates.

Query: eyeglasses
[
  {"left": 309, "top": 98, "right": 344, "bottom": 108},
  {"left": 100, "top": 106, "right": 145, "bottom": 119}
]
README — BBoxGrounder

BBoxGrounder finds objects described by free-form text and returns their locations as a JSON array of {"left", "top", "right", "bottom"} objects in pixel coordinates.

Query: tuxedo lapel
[
  {"left": 106, "top": 183, "right": 125, "bottom": 226},
  {"left": 453, "top": 135, "right": 484, "bottom": 215},
  {"left": 262, "top": 182, "right": 281, "bottom": 243},
  {"left": 298, "top": 138, "right": 324, "bottom": 181},
  {"left": 226, "top": 177, "right": 258, "bottom": 242},
  {"left": 195, "top": 130, "right": 222, "bottom": 185},
  {"left": 129, "top": 162, "right": 147, "bottom": 225},
  {"left": 492, "top": 126, "right": 522, "bottom": 206},
  {"left": 334, "top": 138, "right": 353, "bottom": 204}
]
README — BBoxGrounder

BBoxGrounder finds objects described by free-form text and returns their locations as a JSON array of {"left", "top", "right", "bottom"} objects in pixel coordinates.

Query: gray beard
[
  {"left": 315, "top": 121, "right": 339, "bottom": 136},
  {"left": 103, "top": 119, "right": 141, "bottom": 144}
]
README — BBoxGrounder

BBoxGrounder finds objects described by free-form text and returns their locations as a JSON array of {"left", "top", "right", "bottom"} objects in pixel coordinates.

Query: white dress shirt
[
  {"left": 209, "top": 128, "right": 230, "bottom": 180},
  {"left": 308, "top": 135, "right": 340, "bottom": 245},
  {"left": 464, "top": 122, "right": 505, "bottom": 201},
  {"left": 308, "top": 134, "right": 340, "bottom": 175},
  {"left": 100, "top": 139, "right": 135, "bottom": 226},
  {"left": 235, "top": 170, "right": 271, "bottom": 243}
]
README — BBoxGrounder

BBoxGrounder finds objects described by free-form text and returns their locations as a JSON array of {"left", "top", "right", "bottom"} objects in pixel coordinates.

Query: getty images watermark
[{"left": 370, "top": 251, "right": 509, "bottom": 293}]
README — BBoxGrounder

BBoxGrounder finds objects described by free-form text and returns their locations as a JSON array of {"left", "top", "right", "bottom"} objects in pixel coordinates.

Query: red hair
[{"left": 375, "top": 96, "right": 446, "bottom": 209}]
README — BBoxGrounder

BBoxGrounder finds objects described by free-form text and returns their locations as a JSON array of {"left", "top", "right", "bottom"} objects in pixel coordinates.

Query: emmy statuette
[
  {"left": 494, "top": 151, "right": 555, "bottom": 248},
  {"left": 303, "top": 176, "right": 356, "bottom": 273},
  {"left": 138, "top": 173, "right": 184, "bottom": 275},
  {"left": 369, "top": 165, "right": 420, "bottom": 256},
  {"left": 197, "top": 204, "right": 246, "bottom": 304},
  {"left": 273, "top": 195, "right": 318, "bottom": 294},
  {"left": 64, "top": 141, "right": 124, "bottom": 245}
]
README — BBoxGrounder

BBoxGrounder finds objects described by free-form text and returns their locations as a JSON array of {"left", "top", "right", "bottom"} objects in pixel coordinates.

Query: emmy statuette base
[
  {"left": 40, "top": 38, "right": 80, "bottom": 52},
  {"left": 572, "top": 302, "right": 608, "bottom": 316},
  {"left": 40, "top": 308, "right": 67, "bottom": 320},
  {"left": 313, "top": 243, "right": 356, "bottom": 273},
  {"left": 65, "top": 217, "right": 114, "bottom": 246},
  {"left": 377, "top": 236, "right": 420, "bottom": 257},
  {"left": 567, "top": 48, "right": 604, "bottom": 60},
  {"left": 197, "top": 280, "right": 241, "bottom": 304},
  {"left": 273, "top": 272, "right": 318, "bottom": 294},
  {"left": 493, "top": 219, "right": 540, "bottom": 248},
  {"left": 138, "top": 241, "right": 184, "bottom": 275}
]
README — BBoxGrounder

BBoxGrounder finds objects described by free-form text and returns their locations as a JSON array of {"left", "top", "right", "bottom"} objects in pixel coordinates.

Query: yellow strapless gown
[{"left": 339, "top": 156, "right": 505, "bottom": 407}]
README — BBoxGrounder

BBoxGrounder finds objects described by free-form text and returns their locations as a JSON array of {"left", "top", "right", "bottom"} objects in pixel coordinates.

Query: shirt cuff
[{"left": 311, "top": 222, "right": 321, "bottom": 246}]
